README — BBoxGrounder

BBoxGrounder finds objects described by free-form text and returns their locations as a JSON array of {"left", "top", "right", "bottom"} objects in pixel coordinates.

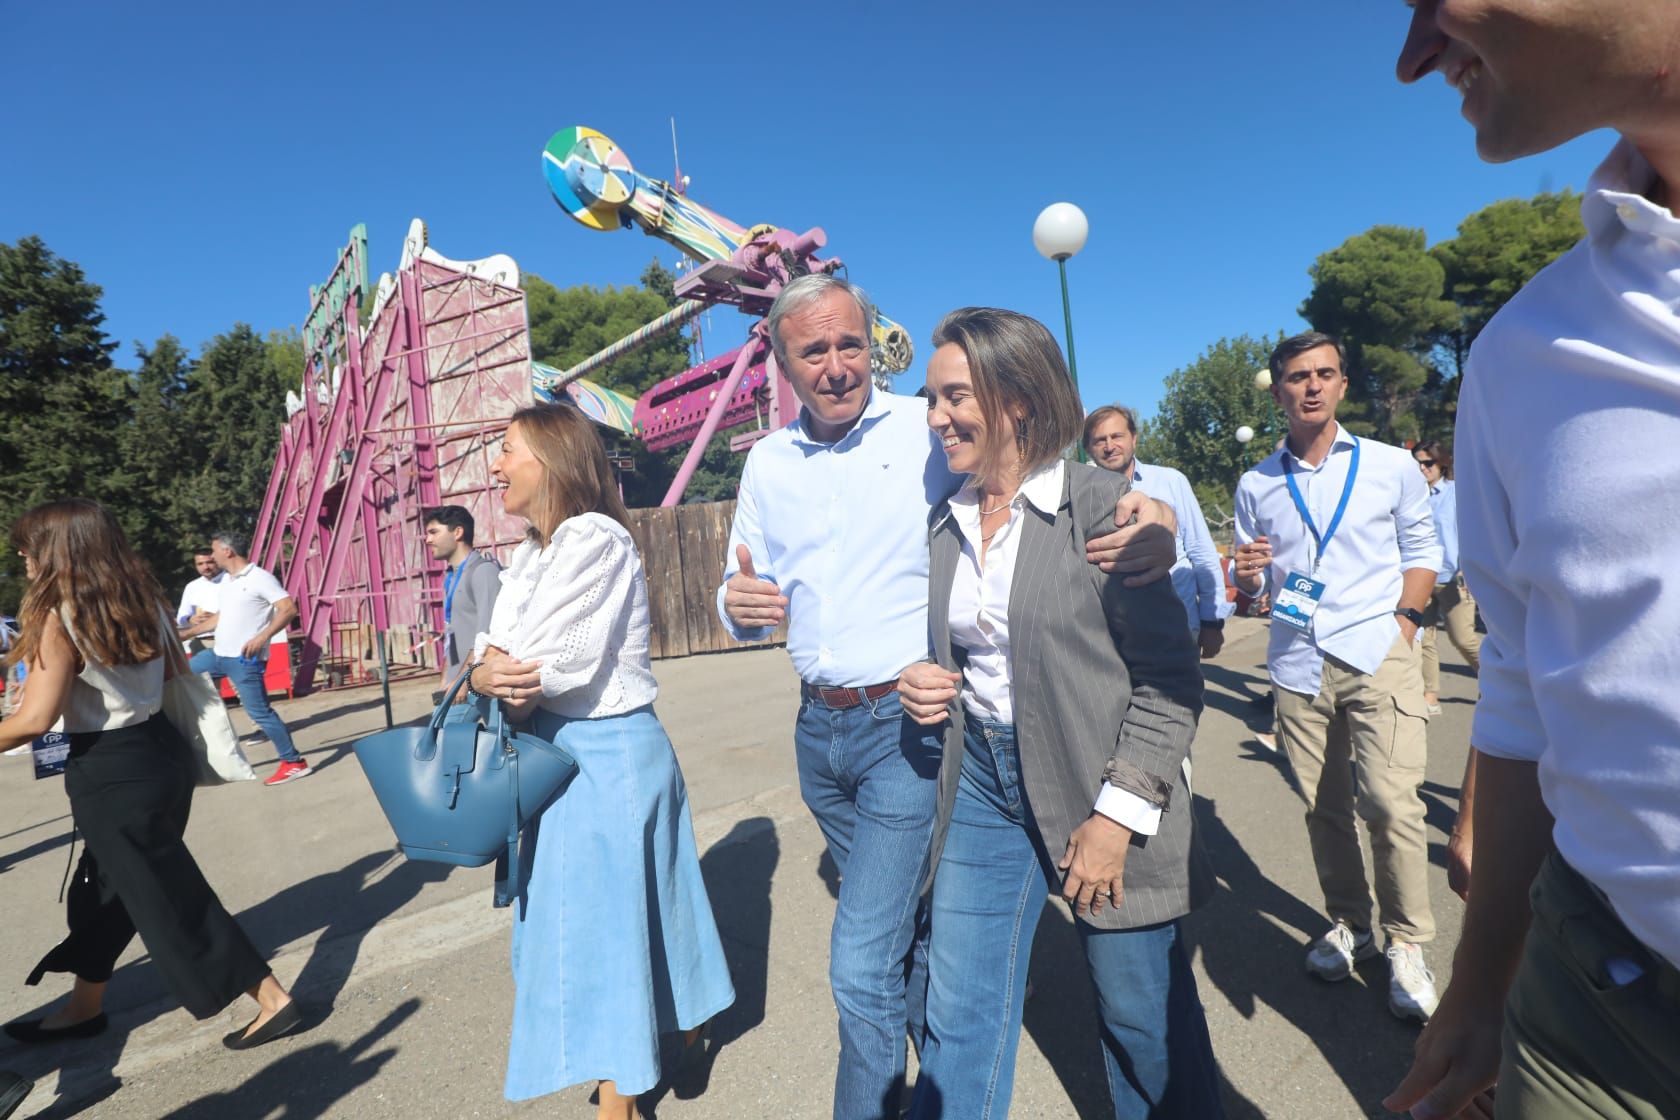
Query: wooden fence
[{"left": 624, "top": 500, "right": 787, "bottom": 659}]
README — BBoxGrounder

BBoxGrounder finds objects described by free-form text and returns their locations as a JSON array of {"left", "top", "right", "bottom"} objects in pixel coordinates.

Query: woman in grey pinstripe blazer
[{"left": 898, "top": 308, "right": 1223, "bottom": 1120}]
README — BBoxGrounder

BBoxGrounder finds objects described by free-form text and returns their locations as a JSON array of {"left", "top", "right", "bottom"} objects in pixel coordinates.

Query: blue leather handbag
[{"left": 352, "top": 670, "right": 577, "bottom": 907}]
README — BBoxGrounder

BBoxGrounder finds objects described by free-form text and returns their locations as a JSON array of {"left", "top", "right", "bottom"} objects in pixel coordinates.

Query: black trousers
[{"left": 26, "top": 713, "right": 270, "bottom": 1019}]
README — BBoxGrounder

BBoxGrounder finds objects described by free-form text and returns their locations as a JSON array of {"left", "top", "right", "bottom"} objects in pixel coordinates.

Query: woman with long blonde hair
[
  {"left": 467, "top": 404, "right": 734, "bottom": 1119},
  {"left": 0, "top": 500, "right": 299, "bottom": 1053}
]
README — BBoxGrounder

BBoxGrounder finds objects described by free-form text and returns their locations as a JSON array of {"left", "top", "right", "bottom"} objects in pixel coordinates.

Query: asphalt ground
[{"left": 0, "top": 617, "right": 1480, "bottom": 1118}]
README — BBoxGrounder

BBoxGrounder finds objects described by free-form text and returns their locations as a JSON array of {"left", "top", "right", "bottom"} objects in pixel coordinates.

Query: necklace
[{"left": 978, "top": 496, "right": 1014, "bottom": 516}]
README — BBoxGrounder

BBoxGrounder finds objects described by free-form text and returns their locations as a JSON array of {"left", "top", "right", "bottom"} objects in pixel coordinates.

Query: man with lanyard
[
  {"left": 422, "top": 505, "right": 501, "bottom": 689},
  {"left": 1231, "top": 331, "right": 1442, "bottom": 1023},
  {"left": 1387, "top": 6, "right": 1680, "bottom": 1117},
  {"left": 717, "top": 274, "right": 1178, "bottom": 1119},
  {"left": 1084, "top": 403, "right": 1235, "bottom": 658}
]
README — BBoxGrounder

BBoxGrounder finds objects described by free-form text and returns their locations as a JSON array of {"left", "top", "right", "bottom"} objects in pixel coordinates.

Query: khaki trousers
[
  {"left": 1420, "top": 578, "right": 1482, "bottom": 695},
  {"left": 1274, "top": 635, "right": 1434, "bottom": 944},
  {"left": 1498, "top": 853, "right": 1680, "bottom": 1118}
]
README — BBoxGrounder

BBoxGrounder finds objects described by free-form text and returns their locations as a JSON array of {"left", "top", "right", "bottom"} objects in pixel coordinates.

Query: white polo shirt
[
  {"left": 1235, "top": 424, "right": 1441, "bottom": 695},
  {"left": 1458, "top": 138, "right": 1680, "bottom": 970},
  {"left": 212, "top": 564, "right": 292, "bottom": 658},
  {"left": 176, "top": 574, "right": 224, "bottom": 638}
]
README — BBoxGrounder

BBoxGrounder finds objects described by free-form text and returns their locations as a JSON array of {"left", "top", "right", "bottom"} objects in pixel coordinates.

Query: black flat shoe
[
  {"left": 222, "top": 1001, "right": 302, "bottom": 1051},
  {"left": 2, "top": 1013, "right": 108, "bottom": 1045},
  {"left": 0, "top": 1070, "right": 33, "bottom": 1120}
]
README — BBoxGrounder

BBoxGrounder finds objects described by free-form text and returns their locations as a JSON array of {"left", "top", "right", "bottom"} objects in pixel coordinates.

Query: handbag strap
[{"left": 491, "top": 696, "right": 519, "bottom": 910}]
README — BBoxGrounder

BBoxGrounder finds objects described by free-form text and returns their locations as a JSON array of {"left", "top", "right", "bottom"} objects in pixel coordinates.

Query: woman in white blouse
[
  {"left": 466, "top": 403, "right": 734, "bottom": 1120},
  {"left": 897, "top": 309, "right": 1218, "bottom": 1119}
]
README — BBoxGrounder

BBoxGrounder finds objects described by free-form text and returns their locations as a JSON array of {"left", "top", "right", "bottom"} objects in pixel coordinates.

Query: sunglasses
[{"left": 1414, "top": 458, "right": 1436, "bottom": 468}]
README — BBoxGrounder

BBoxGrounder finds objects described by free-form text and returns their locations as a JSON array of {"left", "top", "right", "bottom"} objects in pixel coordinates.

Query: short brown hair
[
  {"left": 1082, "top": 403, "right": 1138, "bottom": 451},
  {"left": 1269, "top": 331, "right": 1347, "bottom": 381},
  {"left": 930, "top": 308, "right": 1084, "bottom": 486},
  {"left": 507, "top": 403, "right": 632, "bottom": 545}
]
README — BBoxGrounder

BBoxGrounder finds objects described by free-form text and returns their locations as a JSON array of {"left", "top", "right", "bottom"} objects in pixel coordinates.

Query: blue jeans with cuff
[{"left": 795, "top": 686, "right": 941, "bottom": 1120}]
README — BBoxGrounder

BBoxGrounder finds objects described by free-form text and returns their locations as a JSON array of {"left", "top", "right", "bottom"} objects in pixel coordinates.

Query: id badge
[{"left": 1273, "top": 571, "right": 1326, "bottom": 633}]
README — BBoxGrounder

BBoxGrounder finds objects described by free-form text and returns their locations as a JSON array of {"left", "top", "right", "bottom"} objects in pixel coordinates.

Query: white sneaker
[
  {"left": 1387, "top": 942, "right": 1439, "bottom": 1023},
  {"left": 1253, "top": 731, "right": 1278, "bottom": 753},
  {"left": 1305, "top": 920, "right": 1379, "bottom": 981}
]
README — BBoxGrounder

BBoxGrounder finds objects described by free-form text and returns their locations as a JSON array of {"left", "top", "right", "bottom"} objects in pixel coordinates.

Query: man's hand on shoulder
[
  {"left": 1087, "top": 492, "right": 1177, "bottom": 586},
  {"left": 723, "top": 545, "right": 788, "bottom": 630}
]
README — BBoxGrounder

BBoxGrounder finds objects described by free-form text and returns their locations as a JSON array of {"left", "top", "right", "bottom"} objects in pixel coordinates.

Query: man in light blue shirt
[
  {"left": 1083, "top": 404, "right": 1235, "bottom": 658},
  {"left": 1232, "top": 331, "right": 1442, "bottom": 1026},
  {"left": 717, "top": 275, "right": 1176, "bottom": 1119},
  {"left": 1411, "top": 440, "right": 1481, "bottom": 716}
]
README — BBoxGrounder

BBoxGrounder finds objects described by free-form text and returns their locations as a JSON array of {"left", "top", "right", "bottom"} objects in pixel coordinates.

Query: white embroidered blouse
[{"left": 474, "top": 513, "right": 658, "bottom": 718}]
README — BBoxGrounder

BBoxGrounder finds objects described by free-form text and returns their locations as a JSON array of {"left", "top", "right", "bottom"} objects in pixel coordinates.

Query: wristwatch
[
  {"left": 1200, "top": 619, "right": 1225, "bottom": 631},
  {"left": 1393, "top": 607, "right": 1426, "bottom": 627}
]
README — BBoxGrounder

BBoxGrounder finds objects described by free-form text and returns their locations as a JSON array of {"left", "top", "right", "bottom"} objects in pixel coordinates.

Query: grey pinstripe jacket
[{"left": 925, "top": 462, "right": 1214, "bottom": 930}]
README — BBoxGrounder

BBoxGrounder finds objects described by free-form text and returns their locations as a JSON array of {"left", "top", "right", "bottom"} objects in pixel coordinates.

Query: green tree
[
  {"left": 1423, "top": 192, "right": 1584, "bottom": 436},
  {"left": 0, "top": 236, "right": 129, "bottom": 608},
  {"left": 120, "top": 335, "right": 197, "bottom": 576},
  {"left": 524, "top": 263, "right": 748, "bottom": 506},
  {"left": 1300, "top": 226, "right": 1458, "bottom": 444},
  {"left": 1136, "top": 334, "right": 1287, "bottom": 530},
  {"left": 172, "top": 324, "right": 289, "bottom": 543}
]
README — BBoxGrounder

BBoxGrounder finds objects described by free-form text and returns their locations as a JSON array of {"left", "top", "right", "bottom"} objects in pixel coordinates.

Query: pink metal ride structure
[
  {"left": 536, "top": 125, "right": 912, "bottom": 505},
  {"left": 251, "top": 221, "right": 533, "bottom": 695}
]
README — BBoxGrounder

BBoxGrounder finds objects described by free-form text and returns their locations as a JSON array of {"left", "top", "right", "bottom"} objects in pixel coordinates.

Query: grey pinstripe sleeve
[{"left": 1085, "top": 506, "right": 1204, "bottom": 809}]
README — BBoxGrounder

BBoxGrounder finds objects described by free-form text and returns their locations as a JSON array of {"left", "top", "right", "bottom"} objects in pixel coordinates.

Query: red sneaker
[{"left": 264, "top": 759, "right": 312, "bottom": 786}]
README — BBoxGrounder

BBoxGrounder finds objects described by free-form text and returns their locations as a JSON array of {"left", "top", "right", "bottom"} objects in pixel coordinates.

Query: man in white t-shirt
[
  {"left": 176, "top": 548, "right": 224, "bottom": 674},
  {"left": 209, "top": 530, "right": 309, "bottom": 786},
  {"left": 1386, "top": 6, "right": 1680, "bottom": 1119}
]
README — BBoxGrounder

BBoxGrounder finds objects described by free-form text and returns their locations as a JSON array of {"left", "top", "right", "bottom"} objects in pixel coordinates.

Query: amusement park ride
[{"left": 251, "top": 125, "right": 905, "bottom": 693}]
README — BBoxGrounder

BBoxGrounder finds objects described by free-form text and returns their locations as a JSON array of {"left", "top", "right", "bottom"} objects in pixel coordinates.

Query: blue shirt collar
[{"left": 787, "top": 386, "right": 890, "bottom": 449}]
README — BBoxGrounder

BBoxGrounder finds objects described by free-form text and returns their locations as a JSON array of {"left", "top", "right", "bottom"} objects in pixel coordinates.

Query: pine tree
[{"left": 0, "top": 237, "right": 129, "bottom": 608}]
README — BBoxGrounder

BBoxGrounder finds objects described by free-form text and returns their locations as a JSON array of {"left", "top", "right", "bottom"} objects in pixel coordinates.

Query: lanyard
[
  {"left": 443, "top": 562, "right": 465, "bottom": 624},
  {"left": 1284, "top": 437, "right": 1359, "bottom": 573}
]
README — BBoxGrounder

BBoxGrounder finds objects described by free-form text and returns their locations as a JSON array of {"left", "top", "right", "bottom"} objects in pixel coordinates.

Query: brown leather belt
[{"left": 801, "top": 679, "right": 900, "bottom": 711}]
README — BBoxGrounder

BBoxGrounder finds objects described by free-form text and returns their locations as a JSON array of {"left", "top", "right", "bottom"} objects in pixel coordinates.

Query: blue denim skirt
[{"left": 505, "top": 706, "right": 735, "bottom": 1100}]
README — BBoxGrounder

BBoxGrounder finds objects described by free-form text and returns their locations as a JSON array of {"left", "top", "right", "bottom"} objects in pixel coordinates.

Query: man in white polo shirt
[
  {"left": 1386, "top": 6, "right": 1680, "bottom": 1118},
  {"left": 209, "top": 529, "right": 309, "bottom": 786},
  {"left": 1232, "top": 331, "right": 1442, "bottom": 1024},
  {"left": 176, "top": 548, "right": 224, "bottom": 674}
]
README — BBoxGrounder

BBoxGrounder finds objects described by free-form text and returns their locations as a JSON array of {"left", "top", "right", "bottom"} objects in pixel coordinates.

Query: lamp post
[{"left": 1033, "top": 202, "right": 1089, "bottom": 461}]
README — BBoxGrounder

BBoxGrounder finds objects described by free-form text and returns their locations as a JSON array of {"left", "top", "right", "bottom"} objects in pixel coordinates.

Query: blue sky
[{"left": 2, "top": 1, "right": 1609, "bottom": 422}]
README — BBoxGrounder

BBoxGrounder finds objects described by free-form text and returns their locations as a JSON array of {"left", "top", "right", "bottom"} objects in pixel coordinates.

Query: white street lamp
[{"left": 1236, "top": 425, "right": 1255, "bottom": 444}]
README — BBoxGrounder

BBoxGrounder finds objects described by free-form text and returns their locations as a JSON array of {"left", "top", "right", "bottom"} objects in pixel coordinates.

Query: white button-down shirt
[
  {"left": 1459, "top": 138, "right": 1680, "bottom": 969},
  {"left": 1235, "top": 424, "right": 1441, "bottom": 695},
  {"left": 1128, "top": 461, "right": 1236, "bottom": 629},
  {"left": 718, "top": 389, "right": 962, "bottom": 686},
  {"left": 947, "top": 461, "right": 1162, "bottom": 836}
]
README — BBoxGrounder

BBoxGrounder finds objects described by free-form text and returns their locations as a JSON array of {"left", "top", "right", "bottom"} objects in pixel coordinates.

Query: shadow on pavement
[
  {"left": 1189, "top": 794, "right": 1422, "bottom": 1116},
  {"left": 641, "top": 817, "right": 779, "bottom": 1117},
  {"left": 155, "top": 997, "right": 419, "bottom": 1118},
  {"left": 234, "top": 850, "right": 454, "bottom": 1011},
  {"left": 3, "top": 850, "right": 449, "bottom": 1116}
]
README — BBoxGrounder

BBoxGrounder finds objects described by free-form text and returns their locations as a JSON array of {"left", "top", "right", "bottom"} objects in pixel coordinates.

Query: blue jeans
[
  {"left": 911, "top": 719, "right": 1223, "bottom": 1120},
  {"left": 795, "top": 687, "right": 941, "bottom": 1120},
  {"left": 207, "top": 654, "right": 301, "bottom": 764}
]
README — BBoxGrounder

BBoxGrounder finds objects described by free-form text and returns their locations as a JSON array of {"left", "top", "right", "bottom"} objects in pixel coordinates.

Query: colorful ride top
[{"left": 539, "top": 125, "right": 912, "bottom": 505}]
